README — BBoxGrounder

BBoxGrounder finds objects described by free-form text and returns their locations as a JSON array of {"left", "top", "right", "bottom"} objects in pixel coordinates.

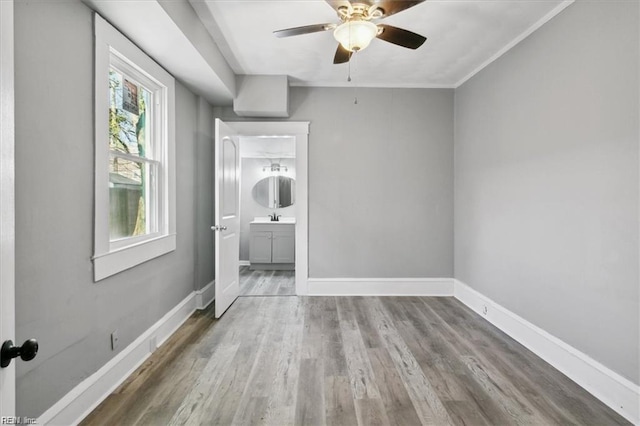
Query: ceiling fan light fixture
[{"left": 333, "top": 20, "right": 378, "bottom": 52}]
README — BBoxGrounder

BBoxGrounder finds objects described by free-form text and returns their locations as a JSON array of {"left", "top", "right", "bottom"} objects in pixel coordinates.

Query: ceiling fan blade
[
  {"left": 273, "top": 23, "right": 335, "bottom": 38},
  {"left": 376, "top": 24, "right": 426, "bottom": 49},
  {"left": 324, "top": 0, "right": 350, "bottom": 12},
  {"left": 324, "top": 0, "right": 424, "bottom": 18},
  {"left": 373, "top": 0, "right": 425, "bottom": 18},
  {"left": 333, "top": 44, "right": 353, "bottom": 64}
]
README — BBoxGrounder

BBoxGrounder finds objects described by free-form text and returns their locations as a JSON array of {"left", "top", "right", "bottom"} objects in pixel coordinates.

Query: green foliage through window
[{"left": 108, "top": 69, "right": 152, "bottom": 240}]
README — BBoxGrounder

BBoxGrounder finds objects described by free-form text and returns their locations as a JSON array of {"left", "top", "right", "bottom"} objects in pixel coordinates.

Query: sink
[
  {"left": 252, "top": 216, "right": 271, "bottom": 222},
  {"left": 251, "top": 216, "right": 296, "bottom": 224}
]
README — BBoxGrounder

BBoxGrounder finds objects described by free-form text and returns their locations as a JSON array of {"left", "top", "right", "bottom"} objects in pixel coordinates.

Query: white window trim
[{"left": 93, "top": 14, "right": 176, "bottom": 282}]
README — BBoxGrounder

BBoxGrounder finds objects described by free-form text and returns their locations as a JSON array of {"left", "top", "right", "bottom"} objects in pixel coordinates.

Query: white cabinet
[
  {"left": 249, "top": 231, "right": 272, "bottom": 263},
  {"left": 249, "top": 222, "right": 295, "bottom": 270},
  {"left": 271, "top": 231, "right": 295, "bottom": 263}
]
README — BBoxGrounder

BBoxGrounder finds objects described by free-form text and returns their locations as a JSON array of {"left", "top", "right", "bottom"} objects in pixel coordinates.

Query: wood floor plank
[
  {"left": 81, "top": 308, "right": 216, "bottom": 426},
  {"left": 168, "top": 343, "right": 241, "bottom": 425},
  {"left": 443, "top": 400, "right": 492, "bottom": 426},
  {"left": 136, "top": 357, "right": 209, "bottom": 425},
  {"left": 365, "top": 297, "right": 454, "bottom": 425},
  {"left": 367, "top": 347, "right": 422, "bottom": 426},
  {"left": 393, "top": 319, "right": 470, "bottom": 401},
  {"left": 82, "top": 295, "right": 631, "bottom": 426},
  {"left": 354, "top": 398, "right": 392, "bottom": 426},
  {"left": 268, "top": 297, "right": 305, "bottom": 407},
  {"left": 186, "top": 299, "right": 276, "bottom": 425},
  {"left": 324, "top": 375, "right": 358, "bottom": 426},
  {"left": 240, "top": 266, "right": 295, "bottom": 296},
  {"left": 421, "top": 297, "right": 626, "bottom": 425},
  {"left": 262, "top": 313, "right": 305, "bottom": 426},
  {"left": 399, "top": 297, "right": 565, "bottom": 425},
  {"left": 320, "top": 298, "right": 349, "bottom": 377},
  {"left": 336, "top": 298, "right": 382, "bottom": 400},
  {"left": 195, "top": 297, "right": 258, "bottom": 358},
  {"left": 301, "top": 297, "right": 324, "bottom": 360},
  {"left": 351, "top": 296, "right": 385, "bottom": 349},
  {"left": 462, "top": 354, "right": 553, "bottom": 425},
  {"left": 389, "top": 298, "right": 536, "bottom": 425},
  {"left": 295, "top": 358, "right": 326, "bottom": 426},
  {"left": 231, "top": 298, "right": 299, "bottom": 425}
]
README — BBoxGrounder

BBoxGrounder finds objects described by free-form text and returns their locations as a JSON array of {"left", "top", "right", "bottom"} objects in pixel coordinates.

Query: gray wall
[
  {"left": 195, "top": 97, "right": 215, "bottom": 289},
  {"left": 455, "top": 0, "right": 639, "bottom": 385},
  {"left": 14, "top": 0, "right": 214, "bottom": 416},
  {"left": 218, "top": 87, "right": 455, "bottom": 278},
  {"left": 17, "top": 0, "right": 636, "bottom": 418},
  {"left": 239, "top": 157, "right": 296, "bottom": 261}
]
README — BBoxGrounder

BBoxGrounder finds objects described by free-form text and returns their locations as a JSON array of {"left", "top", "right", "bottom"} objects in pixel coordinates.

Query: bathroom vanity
[{"left": 249, "top": 218, "right": 295, "bottom": 270}]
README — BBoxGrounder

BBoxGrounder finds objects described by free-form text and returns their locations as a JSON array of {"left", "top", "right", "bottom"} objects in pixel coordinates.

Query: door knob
[
  {"left": 1, "top": 339, "right": 39, "bottom": 368},
  {"left": 211, "top": 225, "right": 227, "bottom": 231}
]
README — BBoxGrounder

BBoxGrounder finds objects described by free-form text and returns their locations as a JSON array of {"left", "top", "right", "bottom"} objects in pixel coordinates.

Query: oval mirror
[{"left": 252, "top": 176, "right": 296, "bottom": 208}]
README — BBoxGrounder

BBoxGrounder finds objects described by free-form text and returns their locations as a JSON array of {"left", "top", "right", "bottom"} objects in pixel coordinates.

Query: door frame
[
  {"left": 228, "top": 121, "right": 310, "bottom": 296},
  {"left": 0, "top": 0, "right": 16, "bottom": 415}
]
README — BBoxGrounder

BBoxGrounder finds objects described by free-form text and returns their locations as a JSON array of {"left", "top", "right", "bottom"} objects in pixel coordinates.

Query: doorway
[
  {"left": 238, "top": 136, "right": 296, "bottom": 296},
  {"left": 227, "top": 121, "right": 309, "bottom": 297}
]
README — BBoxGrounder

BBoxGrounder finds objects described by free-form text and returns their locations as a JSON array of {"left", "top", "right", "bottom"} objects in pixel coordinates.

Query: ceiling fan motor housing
[
  {"left": 273, "top": 0, "right": 427, "bottom": 64},
  {"left": 337, "top": 2, "right": 384, "bottom": 21}
]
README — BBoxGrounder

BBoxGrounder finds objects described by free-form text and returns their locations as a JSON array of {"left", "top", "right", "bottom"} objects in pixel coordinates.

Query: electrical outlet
[
  {"left": 149, "top": 336, "right": 158, "bottom": 353},
  {"left": 111, "top": 330, "right": 120, "bottom": 350},
  {"left": 482, "top": 305, "right": 488, "bottom": 315}
]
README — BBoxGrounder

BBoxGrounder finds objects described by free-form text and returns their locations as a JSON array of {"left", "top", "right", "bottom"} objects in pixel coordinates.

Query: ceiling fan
[{"left": 273, "top": 0, "right": 427, "bottom": 64}]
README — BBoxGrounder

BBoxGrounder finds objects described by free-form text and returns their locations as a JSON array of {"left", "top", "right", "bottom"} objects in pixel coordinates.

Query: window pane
[
  {"left": 109, "top": 157, "right": 150, "bottom": 240},
  {"left": 109, "top": 69, "right": 152, "bottom": 158}
]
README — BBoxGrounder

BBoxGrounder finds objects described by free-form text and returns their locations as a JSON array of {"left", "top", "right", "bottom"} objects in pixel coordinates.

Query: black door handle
[{"left": 1, "top": 339, "right": 38, "bottom": 368}]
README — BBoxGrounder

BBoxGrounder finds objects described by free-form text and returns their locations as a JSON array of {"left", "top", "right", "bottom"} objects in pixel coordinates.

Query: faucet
[{"left": 270, "top": 212, "right": 281, "bottom": 222}]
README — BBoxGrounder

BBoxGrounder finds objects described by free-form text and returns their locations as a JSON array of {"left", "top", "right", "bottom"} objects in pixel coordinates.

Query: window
[{"left": 94, "top": 15, "right": 176, "bottom": 281}]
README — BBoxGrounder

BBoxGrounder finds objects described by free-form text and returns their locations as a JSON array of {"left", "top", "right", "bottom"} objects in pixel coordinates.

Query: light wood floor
[
  {"left": 239, "top": 266, "right": 295, "bottom": 296},
  {"left": 82, "top": 296, "right": 629, "bottom": 426}
]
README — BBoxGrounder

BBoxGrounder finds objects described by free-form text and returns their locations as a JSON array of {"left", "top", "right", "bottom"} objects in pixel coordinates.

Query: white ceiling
[{"left": 190, "top": 0, "right": 572, "bottom": 88}]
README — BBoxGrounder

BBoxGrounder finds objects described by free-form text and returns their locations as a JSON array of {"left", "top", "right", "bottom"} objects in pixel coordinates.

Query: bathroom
[{"left": 238, "top": 136, "right": 296, "bottom": 295}]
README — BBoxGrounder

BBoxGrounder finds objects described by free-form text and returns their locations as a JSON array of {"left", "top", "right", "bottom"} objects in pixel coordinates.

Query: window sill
[{"left": 93, "top": 233, "right": 176, "bottom": 281}]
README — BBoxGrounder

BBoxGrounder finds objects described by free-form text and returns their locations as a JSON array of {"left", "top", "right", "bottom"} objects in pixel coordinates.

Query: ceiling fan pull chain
[
  {"left": 347, "top": 21, "right": 353, "bottom": 83},
  {"left": 353, "top": 52, "right": 358, "bottom": 105}
]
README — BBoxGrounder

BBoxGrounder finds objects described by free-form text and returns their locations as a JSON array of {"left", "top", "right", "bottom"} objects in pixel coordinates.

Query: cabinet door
[
  {"left": 271, "top": 231, "right": 295, "bottom": 263},
  {"left": 250, "top": 231, "right": 272, "bottom": 263}
]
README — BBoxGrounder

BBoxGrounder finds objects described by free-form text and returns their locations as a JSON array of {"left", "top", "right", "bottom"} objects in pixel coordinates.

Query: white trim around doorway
[
  {"left": 0, "top": 0, "right": 16, "bottom": 415},
  {"left": 227, "top": 121, "right": 310, "bottom": 296}
]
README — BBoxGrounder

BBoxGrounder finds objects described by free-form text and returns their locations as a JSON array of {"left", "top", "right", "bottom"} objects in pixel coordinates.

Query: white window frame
[{"left": 93, "top": 14, "right": 176, "bottom": 281}]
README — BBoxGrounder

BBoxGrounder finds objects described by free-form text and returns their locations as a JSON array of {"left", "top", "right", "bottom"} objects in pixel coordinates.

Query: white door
[
  {"left": 0, "top": 0, "right": 16, "bottom": 415},
  {"left": 213, "top": 119, "right": 240, "bottom": 318}
]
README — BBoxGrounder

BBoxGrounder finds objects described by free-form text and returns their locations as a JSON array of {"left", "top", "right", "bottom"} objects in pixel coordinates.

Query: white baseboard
[
  {"left": 39, "top": 291, "right": 199, "bottom": 425},
  {"left": 239, "top": 260, "right": 250, "bottom": 266},
  {"left": 307, "top": 278, "right": 454, "bottom": 296},
  {"left": 454, "top": 279, "right": 640, "bottom": 425},
  {"left": 36, "top": 276, "right": 638, "bottom": 425},
  {"left": 195, "top": 280, "right": 215, "bottom": 309}
]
